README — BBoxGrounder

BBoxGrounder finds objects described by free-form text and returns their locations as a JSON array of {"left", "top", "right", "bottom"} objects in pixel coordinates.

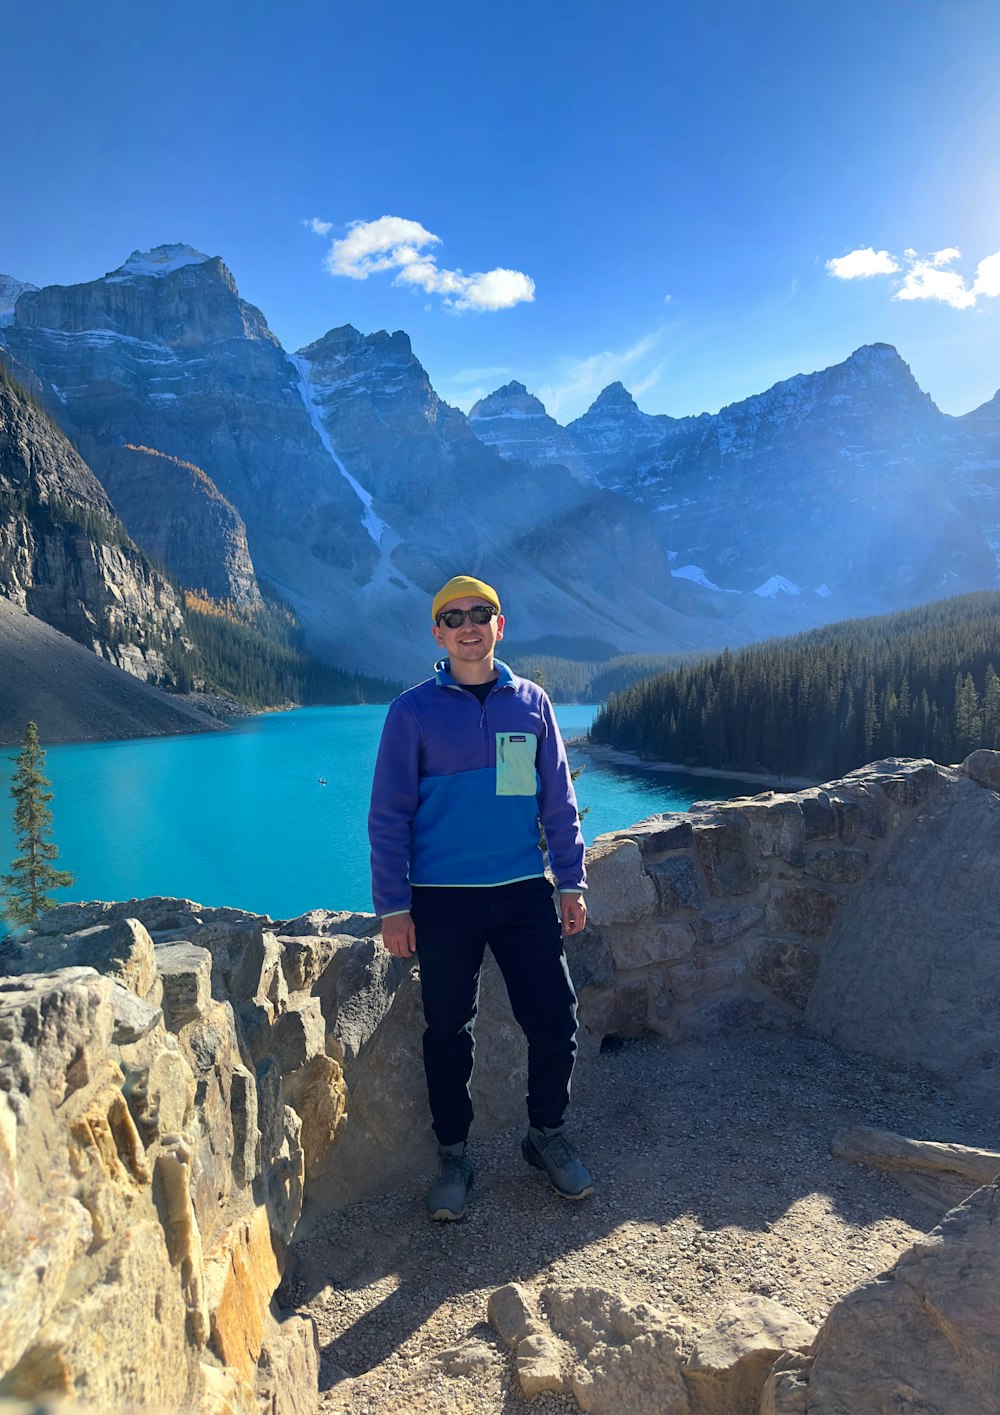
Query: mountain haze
[
  {"left": 472, "top": 345, "right": 1000, "bottom": 607},
  {"left": 2, "top": 245, "right": 999, "bottom": 685},
  {"left": 97, "top": 443, "right": 262, "bottom": 612}
]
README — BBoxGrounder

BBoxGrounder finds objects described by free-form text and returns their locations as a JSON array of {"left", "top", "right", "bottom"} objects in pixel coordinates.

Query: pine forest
[{"left": 590, "top": 591, "right": 1000, "bottom": 780}]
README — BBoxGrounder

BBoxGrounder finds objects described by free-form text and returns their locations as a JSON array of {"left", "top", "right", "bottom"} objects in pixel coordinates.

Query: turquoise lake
[{"left": 0, "top": 705, "right": 758, "bottom": 921}]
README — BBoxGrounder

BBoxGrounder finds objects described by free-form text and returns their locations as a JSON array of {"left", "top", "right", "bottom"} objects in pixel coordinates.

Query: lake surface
[{"left": 0, "top": 705, "right": 760, "bottom": 921}]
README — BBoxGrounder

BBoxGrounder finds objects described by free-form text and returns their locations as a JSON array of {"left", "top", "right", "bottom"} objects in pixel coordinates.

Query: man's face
[{"left": 431, "top": 596, "right": 504, "bottom": 665}]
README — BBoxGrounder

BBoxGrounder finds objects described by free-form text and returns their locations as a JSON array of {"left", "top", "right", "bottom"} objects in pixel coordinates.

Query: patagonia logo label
[{"left": 510, "top": 734, "right": 527, "bottom": 742}]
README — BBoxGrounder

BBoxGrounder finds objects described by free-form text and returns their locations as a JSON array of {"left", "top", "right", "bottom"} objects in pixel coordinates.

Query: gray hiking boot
[
  {"left": 426, "top": 1141, "right": 473, "bottom": 1220},
  {"left": 522, "top": 1126, "right": 594, "bottom": 1199}
]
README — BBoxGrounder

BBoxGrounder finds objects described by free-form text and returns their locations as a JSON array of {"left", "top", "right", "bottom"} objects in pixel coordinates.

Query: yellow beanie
[{"left": 432, "top": 574, "right": 501, "bottom": 622}]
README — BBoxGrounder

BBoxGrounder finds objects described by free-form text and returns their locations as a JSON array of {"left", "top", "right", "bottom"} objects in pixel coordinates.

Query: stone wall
[
  {"left": 577, "top": 758, "right": 944, "bottom": 1045},
  {"left": 1, "top": 751, "right": 997, "bottom": 1411},
  {"left": 577, "top": 754, "right": 999, "bottom": 1096}
]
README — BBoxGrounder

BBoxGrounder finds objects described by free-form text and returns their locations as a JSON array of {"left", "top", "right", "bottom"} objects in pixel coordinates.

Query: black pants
[{"left": 410, "top": 876, "right": 579, "bottom": 1146}]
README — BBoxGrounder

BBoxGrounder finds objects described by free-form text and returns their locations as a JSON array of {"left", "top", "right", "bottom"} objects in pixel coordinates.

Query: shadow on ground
[{"left": 280, "top": 1030, "right": 996, "bottom": 1397}]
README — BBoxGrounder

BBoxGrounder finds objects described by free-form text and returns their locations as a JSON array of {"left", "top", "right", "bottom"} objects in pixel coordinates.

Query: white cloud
[
  {"left": 826, "top": 248, "right": 900, "bottom": 279},
  {"left": 325, "top": 216, "right": 440, "bottom": 278},
  {"left": 314, "top": 214, "right": 535, "bottom": 312},
  {"left": 454, "top": 268, "right": 536, "bottom": 312},
  {"left": 536, "top": 329, "right": 666, "bottom": 422},
  {"left": 302, "top": 217, "right": 333, "bottom": 236},
  {"left": 895, "top": 248, "right": 976, "bottom": 309},
  {"left": 973, "top": 251, "right": 1000, "bottom": 299},
  {"left": 827, "top": 243, "right": 1000, "bottom": 310}
]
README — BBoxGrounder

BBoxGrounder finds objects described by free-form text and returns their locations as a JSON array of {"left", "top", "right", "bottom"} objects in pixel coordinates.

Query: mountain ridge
[{"left": 2, "top": 246, "right": 998, "bottom": 682}]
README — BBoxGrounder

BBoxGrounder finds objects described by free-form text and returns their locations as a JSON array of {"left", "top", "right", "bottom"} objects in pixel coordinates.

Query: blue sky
[{"left": 4, "top": 0, "right": 999, "bottom": 421}]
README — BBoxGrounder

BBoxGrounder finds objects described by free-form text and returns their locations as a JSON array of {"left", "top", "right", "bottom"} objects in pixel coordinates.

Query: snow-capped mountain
[
  {"left": 0, "top": 275, "right": 39, "bottom": 324},
  {"left": 565, "top": 382, "right": 702, "bottom": 487},
  {"left": 104, "top": 243, "right": 212, "bottom": 282},
  {"left": 468, "top": 381, "right": 582, "bottom": 471},
  {"left": 2, "top": 245, "right": 999, "bottom": 681},
  {"left": 0, "top": 246, "right": 376, "bottom": 607},
  {"left": 469, "top": 344, "right": 1000, "bottom": 607},
  {"left": 467, "top": 378, "right": 705, "bottom": 488},
  {"left": 3, "top": 250, "right": 750, "bottom": 678}
]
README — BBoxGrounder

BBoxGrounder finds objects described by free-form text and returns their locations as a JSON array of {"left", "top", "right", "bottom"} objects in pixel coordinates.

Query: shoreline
[{"left": 565, "top": 736, "right": 820, "bottom": 792}]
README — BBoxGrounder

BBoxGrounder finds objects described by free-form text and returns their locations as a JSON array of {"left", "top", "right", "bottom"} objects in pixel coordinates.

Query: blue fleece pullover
[{"left": 368, "top": 658, "right": 587, "bottom": 918}]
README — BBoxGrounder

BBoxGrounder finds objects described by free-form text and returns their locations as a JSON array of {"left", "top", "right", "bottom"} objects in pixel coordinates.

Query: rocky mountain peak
[
  {"left": 559, "top": 381, "right": 673, "bottom": 487},
  {"left": 714, "top": 344, "right": 933, "bottom": 437},
  {"left": 0, "top": 275, "right": 39, "bottom": 322},
  {"left": 842, "top": 342, "right": 919, "bottom": 386},
  {"left": 835, "top": 345, "right": 936, "bottom": 420},
  {"left": 298, "top": 323, "right": 364, "bottom": 357},
  {"left": 961, "top": 387, "right": 1000, "bottom": 440},
  {"left": 106, "top": 244, "right": 212, "bottom": 283},
  {"left": 588, "top": 381, "right": 640, "bottom": 414},
  {"left": 469, "top": 380, "right": 549, "bottom": 421},
  {"left": 847, "top": 341, "right": 902, "bottom": 365},
  {"left": 7, "top": 245, "right": 271, "bottom": 347},
  {"left": 466, "top": 379, "right": 577, "bottom": 469},
  {"left": 299, "top": 324, "right": 417, "bottom": 367}
]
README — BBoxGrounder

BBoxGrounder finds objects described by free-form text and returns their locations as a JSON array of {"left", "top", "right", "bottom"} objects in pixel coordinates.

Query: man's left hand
[{"left": 560, "top": 891, "right": 587, "bottom": 937}]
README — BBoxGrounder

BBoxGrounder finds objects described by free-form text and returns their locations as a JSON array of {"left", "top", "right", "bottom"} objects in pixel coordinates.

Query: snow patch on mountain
[
  {"left": 754, "top": 576, "right": 802, "bottom": 599},
  {"left": 106, "top": 244, "right": 212, "bottom": 283},
  {"left": 290, "top": 354, "right": 388, "bottom": 546},
  {"left": 0, "top": 275, "right": 39, "bottom": 323},
  {"left": 815, "top": 584, "right": 832, "bottom": 598},
  {"left": 34, "top": 327, "right": 178, "bottom": 356},
  {"left": 473, "top": 407, "right": 550, "bottom": 422},
  {"left": 672, "top": 564, "right": 731, "bottom": 592}
]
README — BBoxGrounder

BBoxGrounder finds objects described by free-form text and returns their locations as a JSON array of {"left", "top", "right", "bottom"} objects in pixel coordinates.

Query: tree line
[
  {"left": 167, "top": 589, "right": 399, "bottom": 707},
  {"left": 590, "top": 591, "right": 1000, "bottom": 778},
  {"left": 509, "top": 652, "right": 691, "bottom": 702}
]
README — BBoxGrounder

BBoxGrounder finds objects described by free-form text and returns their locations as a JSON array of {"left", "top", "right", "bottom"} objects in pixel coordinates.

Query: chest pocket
[{"left": 496, "top": 732, "right": 538, "bottom": 796}]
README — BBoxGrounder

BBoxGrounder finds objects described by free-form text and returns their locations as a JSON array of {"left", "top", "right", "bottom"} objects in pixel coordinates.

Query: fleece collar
[{"left": 434, "top": 657, "right": 517, "bottom": 691}]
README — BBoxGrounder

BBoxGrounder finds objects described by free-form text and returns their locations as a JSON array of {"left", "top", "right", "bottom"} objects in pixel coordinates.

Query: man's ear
[
  {"left": 431, "top": 620, "right": 445, "bottom": 649},
  {"left": 495, "top": 613, "right": 505, "bottom": 642}
]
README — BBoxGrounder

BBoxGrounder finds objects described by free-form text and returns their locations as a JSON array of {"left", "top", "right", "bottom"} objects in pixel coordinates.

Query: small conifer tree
[{"left": 1, "top": 722, "right": 75, "bottom": 927}]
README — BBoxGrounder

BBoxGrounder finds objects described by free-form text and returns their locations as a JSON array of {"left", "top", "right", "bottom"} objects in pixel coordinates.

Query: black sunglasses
[{"left": 436, "top": 605, "right": 498, "bottom": 629}]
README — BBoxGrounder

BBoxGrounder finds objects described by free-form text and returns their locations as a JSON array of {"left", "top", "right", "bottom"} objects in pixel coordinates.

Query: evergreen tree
[
  {"left": 1, "top": 722, "right": 75, "bottom": 927},
  {"left": 590, "top": 589, "right": 1000, "bottom": 779},
  {"left": 983, "top": 665, "right": 1000, "bottom": 747}
]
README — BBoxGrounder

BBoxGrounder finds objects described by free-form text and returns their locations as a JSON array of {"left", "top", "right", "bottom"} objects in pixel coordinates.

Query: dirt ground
[{"left": 281, "top": 1031, "right": 996, "bottom": 1414}]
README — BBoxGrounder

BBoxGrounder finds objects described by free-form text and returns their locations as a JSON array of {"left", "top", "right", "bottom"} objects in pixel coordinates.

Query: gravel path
[{"left": 282, "top": 1032, "right": 996, "bottom": 1414}]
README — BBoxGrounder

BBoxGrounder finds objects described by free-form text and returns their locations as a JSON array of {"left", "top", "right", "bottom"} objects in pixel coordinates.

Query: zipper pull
[{"left": 499, "top": 735, "right": 505, "bottom": 762}]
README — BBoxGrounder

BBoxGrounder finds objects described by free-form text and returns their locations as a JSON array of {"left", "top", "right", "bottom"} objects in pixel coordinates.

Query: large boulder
[
  {"left": 0, "top": 950, "right": 312, "bottom": 1415},
  {"left": 685, "top": 1296, "right": 817, "bottom": 1414},
  {"left": 545, "top": 1283, "right": 691, "bottom": 1415},
  {"left": 805, "top": 772, "right": 1000, "bottom": 1096},
  {"left": 803, "top": 1180, "right": 1000, "bottom": 1413},
  {"left": 0, "top": 918, "right": 157, "bottom": 999}
]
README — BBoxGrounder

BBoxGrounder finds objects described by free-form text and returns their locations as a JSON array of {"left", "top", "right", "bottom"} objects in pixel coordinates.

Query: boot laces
[
  {"left": 439, "top": 1152, "right": 469, "bottom": 1183},
  {"left": 542, "top": 1131, "right": 576, "bottom": 1166}
]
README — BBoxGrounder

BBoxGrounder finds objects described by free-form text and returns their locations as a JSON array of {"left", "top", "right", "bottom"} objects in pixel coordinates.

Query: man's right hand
[{"left": 381, "top": 912, "right": 416, "bottom": 957}]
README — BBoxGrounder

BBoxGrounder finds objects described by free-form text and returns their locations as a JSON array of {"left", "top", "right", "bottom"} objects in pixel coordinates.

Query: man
[{"left": 368, "top": 574, "right": 593, "bottom": 1220}]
